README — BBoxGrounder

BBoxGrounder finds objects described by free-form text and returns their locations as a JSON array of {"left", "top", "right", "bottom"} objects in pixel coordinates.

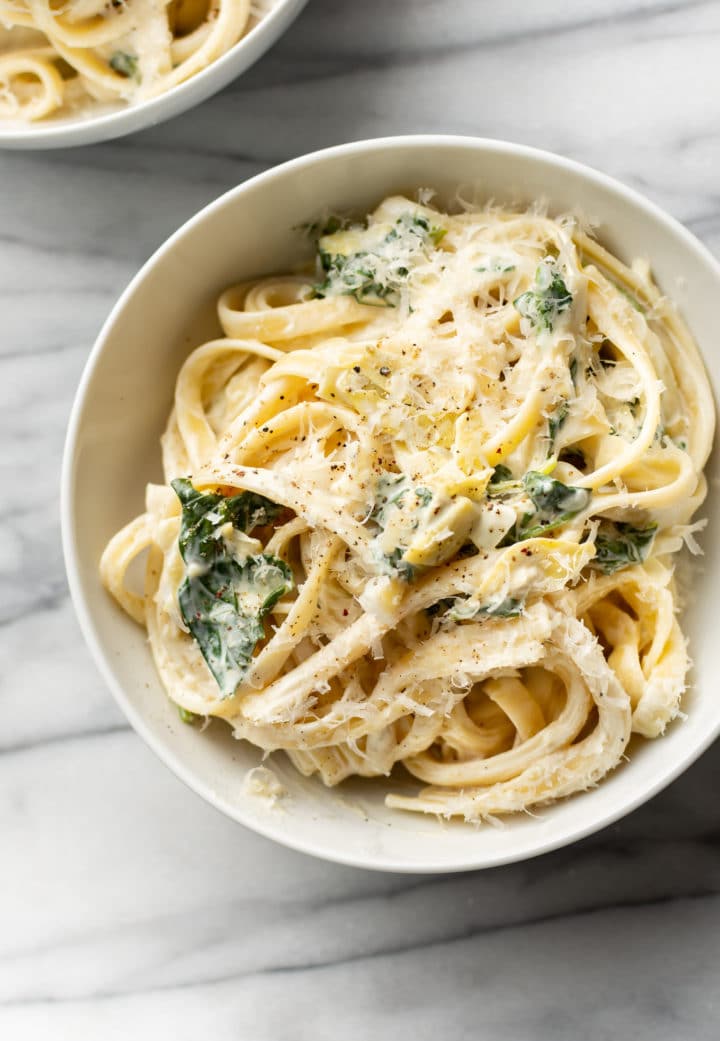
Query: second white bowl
[{"left": 0, "top": 0, "right": 307, "bottom": 149}]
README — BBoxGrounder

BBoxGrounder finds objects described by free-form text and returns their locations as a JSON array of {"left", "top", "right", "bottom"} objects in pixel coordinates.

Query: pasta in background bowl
[
  {"left": 0, "top": 0, "right": 307, "bottom": 147},
  {"left": 62, "top": 137, "right": 720, "bottom": 872}
]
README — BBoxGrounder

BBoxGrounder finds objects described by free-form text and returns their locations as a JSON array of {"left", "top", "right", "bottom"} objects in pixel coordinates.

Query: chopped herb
[
  {"left": 109, "top": 51, "right": 138, "bottom": 79},
  {"left": 177, "top": 705, "right": 199, "bottom": 724},
  {"left": 590, "top": 521, "right": 657, "bottom": 574},
  {"left": 514, "top": 259, "right": 573, "bottom": 332},
  {"left": 172, "top": 480, "right": 292, "bottom": 697},
  {"left": 569, "top": 356, "right": 578, "bottom": 385}
]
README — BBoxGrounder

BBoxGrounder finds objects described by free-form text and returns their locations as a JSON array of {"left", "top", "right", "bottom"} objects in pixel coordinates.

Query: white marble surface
[{"left": 3, "top": 1, "right": 720, "bottom": 1036}]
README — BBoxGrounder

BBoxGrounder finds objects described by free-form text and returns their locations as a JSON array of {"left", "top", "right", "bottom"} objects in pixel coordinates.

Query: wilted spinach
[
  {"left": 172, "top": 479, "right": 292, "bottom": 697},
  {"left": 590, "top": 520, "right": 657, "bottom": 574},
  {"left": 514, "top": 260, "right": 573, "bottom": 332}
]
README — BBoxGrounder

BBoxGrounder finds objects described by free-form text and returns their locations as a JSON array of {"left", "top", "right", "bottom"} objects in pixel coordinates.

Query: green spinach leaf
[
  {"left": 172, "top": 480, "right": 292, "bottom": 697},
  {"left": 590, "top": 521, "right": 657, "bottom": 574},
  {"left": 370, "top": 475, "right": 431, "bottom": 580},
  {"left": 523, "top": 471, "right": 589, "bottom": 523},
  {"left": 178, "top": 555, "right": 292, "bottom": 697},
  {"left": 314, "top": 212, "right": 443, "bottom": 307},
  {"left": 172, "top": 478, "right": 280, "bottom": 566},
  {"left": 489, "top": 463, "right": 513, "bottom": 486},
  {"left": 514, "top": 260, "right": 573, "bottom": 332},
  {"left": 503, "top": 471, "right": 590, "bottom": 542}
]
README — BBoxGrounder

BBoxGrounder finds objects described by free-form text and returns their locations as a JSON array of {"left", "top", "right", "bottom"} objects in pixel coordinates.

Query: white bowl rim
[
  {"left": 61, "top": 134, "right": 720, "bottom": 872},
  {"left": 0, "top": 0, "right": 307, "bottom": 149}
]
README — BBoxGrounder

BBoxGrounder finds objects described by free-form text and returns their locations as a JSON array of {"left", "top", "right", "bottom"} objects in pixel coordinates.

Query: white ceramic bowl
[
  {"left": 0, "top": 0, "right": 307, "bottom": 149},
  {"left": 62, "top": 136, "right": 720, "bottom": 872}
]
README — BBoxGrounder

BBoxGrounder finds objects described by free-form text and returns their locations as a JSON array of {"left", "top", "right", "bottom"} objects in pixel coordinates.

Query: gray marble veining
[{"left": 2, "top": 1, "right": 720, "bottom": 1037}]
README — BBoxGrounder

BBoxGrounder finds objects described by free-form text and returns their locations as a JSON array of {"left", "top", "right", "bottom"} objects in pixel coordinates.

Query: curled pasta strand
[
  {"left": 386, "top": 616, "right": 632, "bottom": 821},
  {"left": 0, "top": 47, "right": 64, "bottom": 120},
  {"left": 99, "top": 513, "right": 152, "bottom": 625}
]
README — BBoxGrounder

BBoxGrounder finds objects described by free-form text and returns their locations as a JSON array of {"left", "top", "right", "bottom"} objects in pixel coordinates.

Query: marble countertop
[{"left": 3, "top": 0, "right": 720, "bottom": 1036}]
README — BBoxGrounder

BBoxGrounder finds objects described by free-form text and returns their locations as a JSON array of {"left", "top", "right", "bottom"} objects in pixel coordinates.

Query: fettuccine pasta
[
  {"left": 0, "top": 0, "right": 273, "bottom": 121},
  {"left": 100, "top": 195, "right": 715, "bottom": 822}
]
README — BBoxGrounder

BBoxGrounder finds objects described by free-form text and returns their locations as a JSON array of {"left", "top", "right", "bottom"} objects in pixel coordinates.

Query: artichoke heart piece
[{"left": 402, "top": 496, "right": 476, "bottom": 567}]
